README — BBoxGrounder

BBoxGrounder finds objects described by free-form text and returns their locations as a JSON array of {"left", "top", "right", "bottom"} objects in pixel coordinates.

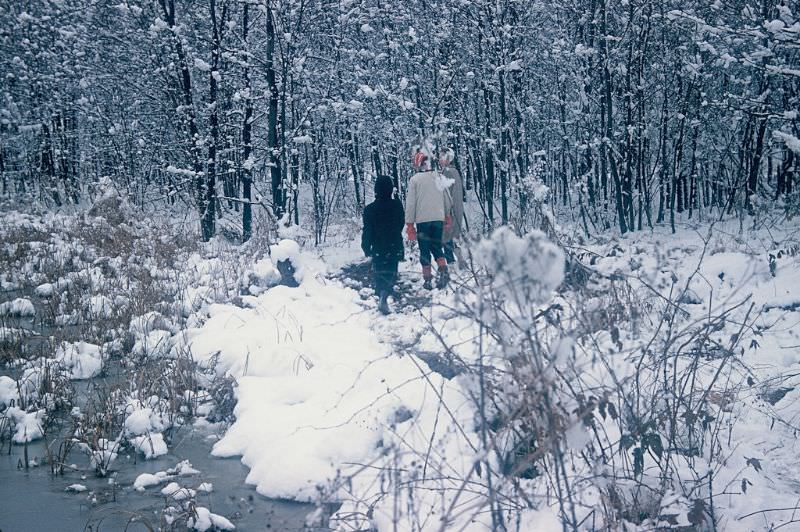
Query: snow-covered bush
[
  {"left": 0, "top": 357, "right": 75, "bottom": 447},
  {"left": 460, "top": 229, "right": 764, "bottom": 529},
  {"left": 333, "top": 226, "right": 764, "bottom": 530},
  {"left": 473, "top": 226, "right": 564, "bottom": 323},
  {"left": 0, "top": 298, "right": 36, "bottom": 317}
]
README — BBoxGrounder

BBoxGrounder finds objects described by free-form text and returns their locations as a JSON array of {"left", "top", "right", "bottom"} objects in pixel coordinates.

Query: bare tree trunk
[
  {"left": 202, "top": 0, "right": 225, "bottom": 242},
  {"left": 291, "top": 150, "right": 300, "bottom": 225},
  {"left": 482, "top": 84, "right": 495, "bottom": 227},
  {"left": 748, "top": 118, "right": 767, "bottom": 214},
  {"left": 776, "top": 149, "right": 794, "bottom": 199},
  {"left": 688, "top": 128, "right": 698, "bottom": 219},
  {"left": 371, "top": 142, "right": 382, "bottom": 176},
  {"left": 499, "top": 71, "right": 509, "bottom": 224},
  {"left": 670, "top": 80, "right": 689, "bottom": 233},
  {"left": 599, "top": 0, "right": 627, "bottom": 234},
  {"left": 241, "top": 1, "right": 253, "bottom": 242},
  {"left": 348, "top": 128, "right": 362, "bottom": 213},
  {"left": 267, "top": 2, "right": 284, "bottom": 219},
  {"left": 160, "top": 0, "right": 204, "bottom": 229}
]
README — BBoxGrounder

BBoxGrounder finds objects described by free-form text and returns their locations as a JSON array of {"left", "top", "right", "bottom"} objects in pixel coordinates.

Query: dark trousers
[
  {"left": 443, "top": 240, "right": 456, "bottom": 264},
  {"left": 372, "top": 255, "right": 399, "bottom": 295},
  {"left": 417, "top": 221, "right": 445, "bottom": 267}
]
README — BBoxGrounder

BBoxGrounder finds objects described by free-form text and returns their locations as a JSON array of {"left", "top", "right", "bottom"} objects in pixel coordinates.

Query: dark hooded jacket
[{"left": 361, "top": 176, "right": 405, "bottom": 261}]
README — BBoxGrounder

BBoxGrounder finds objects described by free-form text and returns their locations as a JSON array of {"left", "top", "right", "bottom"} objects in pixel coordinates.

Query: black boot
[
  {"left": 378, "top": 292, "right": 390, "bottom": 315},
  {"left": 423, "top": 278, "right": 433, "bottom": 290},
  {"left": 436, "top": 266, "right": 449, "bottom": 289}
]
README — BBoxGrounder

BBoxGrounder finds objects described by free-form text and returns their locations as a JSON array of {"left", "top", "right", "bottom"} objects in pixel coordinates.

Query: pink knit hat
[{"left": 412, "top": 150, "right": 428, "bottom": 170}]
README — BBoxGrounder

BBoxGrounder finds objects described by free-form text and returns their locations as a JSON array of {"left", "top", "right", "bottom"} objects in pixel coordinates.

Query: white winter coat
[{"left": 404, "top": 171, "right": 453, "bottom": 225}]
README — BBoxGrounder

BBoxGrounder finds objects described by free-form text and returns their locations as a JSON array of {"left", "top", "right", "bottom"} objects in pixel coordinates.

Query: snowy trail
[
  {"left": 178, "top": 250, "right": 481, "bottom": 525},
  {"left": 173, "top": 236, "right": 538, "bottom": 531}
]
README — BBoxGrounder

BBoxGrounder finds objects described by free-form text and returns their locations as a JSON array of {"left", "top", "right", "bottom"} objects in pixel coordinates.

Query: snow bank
[
  {"left": 54, "top": 341, "right": 104, "bottom": 379},
  {"left": 0, "top": 298, "right": 35, "bottom": 317},
  {"left": 173, "top": 230, "right": 586, "bottom": 529},
  {"left": 181, "top": 274, "right": 475, "bottom": 505},
  {"left": 131, "top": 432, "right": 168, "bottom": 459},
  {"left": 188, "top": 507, "right": 235, "bottom": 531}
]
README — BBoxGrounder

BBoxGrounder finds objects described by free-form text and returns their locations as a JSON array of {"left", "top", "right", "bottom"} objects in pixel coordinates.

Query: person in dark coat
[{"left": 362, "top": 175, "right": 405, "bottom": 314}]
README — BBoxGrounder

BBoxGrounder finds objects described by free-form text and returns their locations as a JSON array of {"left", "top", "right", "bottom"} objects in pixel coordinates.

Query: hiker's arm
[
  {"left": 394, "top": 200, "right": 406, "bottom": 231},
  {"left": 361, "top": 210, "right": 372, "bottom": 256},
  {"left": 404, "top": 177, "right": 416, "bottom": 224}
]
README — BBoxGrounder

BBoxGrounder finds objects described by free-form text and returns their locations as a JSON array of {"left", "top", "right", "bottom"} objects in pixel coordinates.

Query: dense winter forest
[
  {"left": 2, "top": 1, "right": 800, "bottom": 531},
  {"left": 2, "top": 0, "right": 797, "bottom": 236}
]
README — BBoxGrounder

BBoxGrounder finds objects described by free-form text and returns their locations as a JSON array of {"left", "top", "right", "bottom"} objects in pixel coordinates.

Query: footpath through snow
[{"left": 178, "top": 241, "right": 509, "bottom": 530}]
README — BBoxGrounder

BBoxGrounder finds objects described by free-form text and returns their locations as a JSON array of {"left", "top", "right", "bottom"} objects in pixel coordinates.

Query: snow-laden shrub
[
  {"left": 131, "top": 431, "right": 168, "bottom": 459},
  {"left": 239, "top": 256, "right": 281, "bottom": 295},
  {"left": 86, "top": 178, "right": 136, "bottom": 227},
  {"left": 4, "top": 407, "right": 45, "bottom": 443},
  {"left": 329, "top": 229, "right": 569, "bottom": 531},
  {"left": 338, "top": 227, "right": 761, "bottom": 530},
  {"left": 0, "top": 375, "right": 18, "bottom": 408},
  {"left": 474, "top": 227, "right": 564, "bottom": 322},
  {"left": 86, "top": 437, "right": 119, "bottom": 476},
  {"left": 0, "top": 357, "right": 75, "bottom": 445},
  {"left": 187, "top": 506, "right": 235, "bottom": 531},
  {"left": 270, "top": 238, "right": 303, "bottom": 286}
]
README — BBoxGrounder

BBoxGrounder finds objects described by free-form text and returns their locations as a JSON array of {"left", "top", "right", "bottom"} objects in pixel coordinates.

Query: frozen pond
[
  {"left": 0, "top": 422, "right": 322, "bottom": 531},
  {"left": 0, "top": 309, "right": 328, "bottom": 530}
]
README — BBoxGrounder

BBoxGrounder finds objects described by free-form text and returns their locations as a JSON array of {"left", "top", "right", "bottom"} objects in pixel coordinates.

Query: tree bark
[
  {"left": 266, "top": 1, "right": 284, "bottom": 219},
  {"left": 241, "top": 1, "right": 253, "bottom": 242},
  {"left": 159, "top": 0, "right": 203, "bottom": 227}
]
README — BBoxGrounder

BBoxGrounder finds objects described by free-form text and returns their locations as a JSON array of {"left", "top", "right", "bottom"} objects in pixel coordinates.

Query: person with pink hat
[{"left": 404, "top": 147, "right": 452, "bottom": 290}]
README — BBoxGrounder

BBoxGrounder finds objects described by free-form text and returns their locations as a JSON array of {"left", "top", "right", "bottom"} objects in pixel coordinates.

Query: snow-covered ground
[
  {"left": 571, "top": 220, "right": 800, "bottom": 530},
  {"left": 2, "top": 201, "right": 800, "bottom": 530},
  {"left": 145, "top": 212, "right": 791, "bottom": 530}
]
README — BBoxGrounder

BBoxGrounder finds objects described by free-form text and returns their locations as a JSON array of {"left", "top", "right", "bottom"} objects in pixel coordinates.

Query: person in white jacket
[{"left": 405, "top": 149, "right": 453, "bottom": 290}]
